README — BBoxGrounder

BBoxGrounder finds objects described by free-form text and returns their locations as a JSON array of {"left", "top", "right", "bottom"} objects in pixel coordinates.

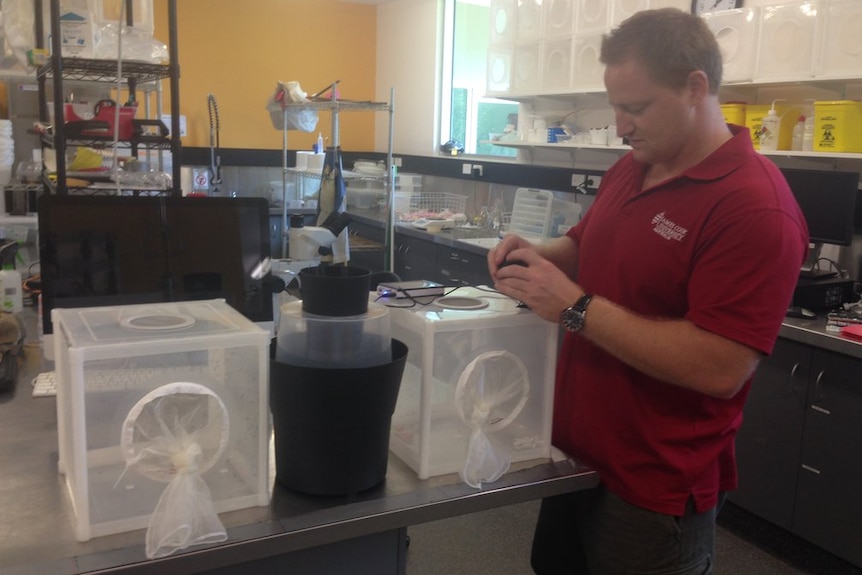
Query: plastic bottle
[
  {"left": 791, "top": 115, "right": 805, "bottom": 151},
  {"left": 316, "top": 132, "right": 324, "bottom": 153},
  {"left": 802, "top": 114, "right": 815, "bottom": 151},
  {"left": 759, "top": 105, "right": 781, "bottom": 151},
  {"left": 0, "top": 266, "right": 23, "bottom": 313}
]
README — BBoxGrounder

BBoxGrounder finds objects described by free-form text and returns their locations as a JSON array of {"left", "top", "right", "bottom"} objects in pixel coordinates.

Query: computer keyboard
[{"left": 31, "top": 371, "right": 57, "bottom": 397}]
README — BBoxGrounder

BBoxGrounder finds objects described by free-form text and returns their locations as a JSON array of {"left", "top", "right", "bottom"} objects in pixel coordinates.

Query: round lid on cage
[
  {"left": 119, "top": 311, "right": 196, "bottom": 332},
  {"left": 120, "top": 381, "right": 229, "bottom": 483},
  {"left": 119, "top": 381, "right": 230, "bottom": 558},
  {"left": 455, "top": 350, "right": 530, "bottom": 432},
  {"left": 455, "top": 350, "right": 531, "bottom": 488}
]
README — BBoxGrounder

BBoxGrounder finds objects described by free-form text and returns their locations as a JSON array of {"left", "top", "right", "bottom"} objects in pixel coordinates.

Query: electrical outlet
[
  {"left": 471, "top": 164, "right": 483, "bottom": 177},
  {"left": 591, "top": 175, "right": 603, "bottom": 190},
  {"left": 393, "top": 157, "right": 402, "bottom": 167},
  {"left": 571, "top": 174, "right": 586, "bottom": 187},
  {"left": 160, "top": 114, "right": 187, "bottom": 136},
  {"left": 461, "top": 162, "right": 473, "bottom": 175}
]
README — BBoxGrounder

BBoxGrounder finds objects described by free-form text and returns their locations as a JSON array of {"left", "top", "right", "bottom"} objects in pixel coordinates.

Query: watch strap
[
  {"left": 560, "top": 292, "right": 594, "bottom": 333},
  {"left": 573, "top": 292, "right": 593, "bottom": 313}
]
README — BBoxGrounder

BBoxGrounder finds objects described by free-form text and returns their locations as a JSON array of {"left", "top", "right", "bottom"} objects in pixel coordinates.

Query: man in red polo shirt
[{"left": 489, "top": 8, "right": 808, "bottom": 575}]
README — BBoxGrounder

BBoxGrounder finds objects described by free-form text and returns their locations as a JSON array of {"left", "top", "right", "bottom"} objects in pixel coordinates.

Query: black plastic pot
[
  {"left": 298, "top": 265, "right": 371, "bottom": 317},
  {"left": 270, "top": 339, "right": 407, "bottom": 496}
]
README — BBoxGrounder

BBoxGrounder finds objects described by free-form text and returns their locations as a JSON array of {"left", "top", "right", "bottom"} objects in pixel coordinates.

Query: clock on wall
[{"left": 691, "top": 0, "right": 743, "bottom": 15}]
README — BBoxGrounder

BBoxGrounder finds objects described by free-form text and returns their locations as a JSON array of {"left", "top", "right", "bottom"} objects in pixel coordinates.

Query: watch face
[
  {"left": 561, "top": 306, "right": 586, "bottom": 333},
  {"left": 691, "top": 0, "right": 741, "bottom": 15}
]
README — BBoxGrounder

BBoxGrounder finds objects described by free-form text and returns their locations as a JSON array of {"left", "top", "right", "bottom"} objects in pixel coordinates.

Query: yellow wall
[{"left": 153, "top": 0, "right": 378, "bottom": 151}]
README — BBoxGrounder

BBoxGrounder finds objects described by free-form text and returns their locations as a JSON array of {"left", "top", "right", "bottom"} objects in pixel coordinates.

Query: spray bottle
[
  {"left": 759, "top": 100, "right": 782, "bottom": 151},
  {"left": 801, "top": 99, "right": 816, "bottom": 152},
  {"left": 0, "top": 264, "right": 23, "bottom": 313}
]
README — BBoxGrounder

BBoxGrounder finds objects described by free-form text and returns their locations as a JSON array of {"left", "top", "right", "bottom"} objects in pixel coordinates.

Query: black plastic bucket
[
  {"left": 298, "top": 265, "right": 371, "bottom": 317},
  {"left": 270, "top": 339, "right": 407, "bottom": 496}
]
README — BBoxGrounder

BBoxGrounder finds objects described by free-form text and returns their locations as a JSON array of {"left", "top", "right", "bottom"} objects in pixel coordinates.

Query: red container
[{"left": 65, "top": 99, "right": 137, "bottom": 140}]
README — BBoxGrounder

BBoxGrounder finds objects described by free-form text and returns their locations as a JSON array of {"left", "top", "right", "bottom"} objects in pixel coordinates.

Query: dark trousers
[{"left": 531, "top": 486, "right": 725, "bottom": 575}]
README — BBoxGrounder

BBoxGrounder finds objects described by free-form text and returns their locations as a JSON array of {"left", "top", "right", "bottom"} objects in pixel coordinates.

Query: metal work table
[
  {"left": 779, "top": 314, "right": 862, "bottom": 360},
  {"left": 0, "top": 306, "right": 598, "bottom": 575}
]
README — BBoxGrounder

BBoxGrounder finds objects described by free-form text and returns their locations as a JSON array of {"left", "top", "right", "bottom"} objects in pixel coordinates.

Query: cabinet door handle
[
  {"left": 814, "top": 369, "right": 825, "bottom": 402},
  {"left": 801, "top": 464, "right": 821, "bottom": 475},
  {"left": 810, "top": 369, "right": 831, "bottom": 415},
  {"left": 789, "top": 362, "right": 805, "bottom": 396}
]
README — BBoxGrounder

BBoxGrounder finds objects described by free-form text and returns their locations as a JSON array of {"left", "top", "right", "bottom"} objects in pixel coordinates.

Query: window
[{"left": 441, "top": 0, "right": 518, "bottom": 157}]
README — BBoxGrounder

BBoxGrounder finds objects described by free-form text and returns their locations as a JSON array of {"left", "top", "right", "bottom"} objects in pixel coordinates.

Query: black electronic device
[
  {"left": 37, "top": 195, "right": 272, "bottom": 336},
  {"left": 792, "top": 277, "right": 856, "bottom": 311},
  {"left": 377, "top": 280, "right": 445, "bottom": 299},
  {"left": 781, "top": 167, "right": 860, "bottom": 278},
  {"left": 785, "top": 306, "right": 816, "bottom": 319}
]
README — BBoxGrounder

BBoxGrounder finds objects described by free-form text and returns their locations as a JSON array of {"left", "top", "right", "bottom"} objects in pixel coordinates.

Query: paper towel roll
[
  {"left": 307, "top": 153, "right": 325, "bottom": 172},
  {"left": 295, "top": 150, "right": 313, "bottom": 170}
]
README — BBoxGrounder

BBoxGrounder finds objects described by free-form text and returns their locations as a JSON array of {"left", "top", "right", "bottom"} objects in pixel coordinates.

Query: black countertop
[
  {"left": 348, "top": 209, "right": 503, "bottom": 257},
  {"left": 349, "top": 209, "right": 862, "bottom": 359}
]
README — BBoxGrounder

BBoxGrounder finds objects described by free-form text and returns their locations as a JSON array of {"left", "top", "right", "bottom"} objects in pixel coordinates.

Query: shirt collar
[
  {"left": 626, "top": 124, "right": 755, "bottom": 195},
  {"left": 683, "top": 124, "right": 754, "bottom": 181}
]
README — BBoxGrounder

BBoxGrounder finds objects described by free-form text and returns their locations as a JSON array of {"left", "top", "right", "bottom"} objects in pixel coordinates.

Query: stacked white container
[{"left": 0, "top": 120, "right": 14, "bottom": 193}]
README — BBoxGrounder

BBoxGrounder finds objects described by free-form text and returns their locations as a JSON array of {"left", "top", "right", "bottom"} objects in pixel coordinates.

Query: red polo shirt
[{"left": 557, "top": 126, "right": 809, "bottom": 515}]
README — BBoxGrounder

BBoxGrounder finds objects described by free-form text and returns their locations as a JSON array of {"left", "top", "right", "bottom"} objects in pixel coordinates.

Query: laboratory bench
[
  {"left": 349, "top": 204, "right": 862, "bottom": 569},
  {"left": 0, "top": 305, "right": 598, "bottom": 575},
  {"left": 346, "top": 210, "right": 505, "bottom": 287}
]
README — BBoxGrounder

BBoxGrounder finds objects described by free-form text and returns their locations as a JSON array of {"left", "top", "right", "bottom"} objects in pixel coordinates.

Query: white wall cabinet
[{"left": 486, "top": 0, "right": 862, "bottom": 170}]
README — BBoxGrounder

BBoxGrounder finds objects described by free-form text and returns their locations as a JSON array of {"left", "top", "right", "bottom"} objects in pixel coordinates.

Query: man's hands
[{"left": 488, "top": 235, "right": 583, "bottom": 323}]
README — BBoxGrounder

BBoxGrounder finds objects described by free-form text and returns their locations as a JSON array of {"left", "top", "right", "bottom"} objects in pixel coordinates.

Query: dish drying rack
[
  {"left": 398, "top": 192, "right": 467, "bottom": 220},
  {"left": 509, "top": 188, "right": 554, "bottom": 239}
]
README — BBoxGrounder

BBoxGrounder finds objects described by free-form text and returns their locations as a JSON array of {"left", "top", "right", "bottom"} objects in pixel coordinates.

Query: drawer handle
[
  {"left": 810, "top": 404, "right": 831, "bottom": 415},
  {"left": 801, "top": 464, "right": 821, "bottom": 475}
]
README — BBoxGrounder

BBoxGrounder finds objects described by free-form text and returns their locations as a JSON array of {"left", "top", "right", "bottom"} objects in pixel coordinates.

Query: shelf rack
[
  {"left": 36, "top": 0, "right": 182, "bottom": 196},
  {"left": 277, "top": 88, "right": 395, "bottom": 268},
  {"left": 488, "top": 139, "right": 862, "bottom": 162}
]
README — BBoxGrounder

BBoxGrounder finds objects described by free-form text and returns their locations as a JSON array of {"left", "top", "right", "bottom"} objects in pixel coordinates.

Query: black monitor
[
  {"left": 780, "top": 167, "right": 860, "bottom": 278},
  {"left": 37, "top": 195, "right": 273, "bottom": 335}
]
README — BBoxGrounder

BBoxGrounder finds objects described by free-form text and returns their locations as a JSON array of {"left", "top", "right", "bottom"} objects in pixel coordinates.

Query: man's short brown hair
[{"left": 600, "top": 8, "right": 724, "bottom": 94}]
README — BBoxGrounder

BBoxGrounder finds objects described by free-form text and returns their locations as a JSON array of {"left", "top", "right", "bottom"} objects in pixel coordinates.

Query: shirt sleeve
[{"left": 686, "top": 207, "right": 808, "bottom": 355}]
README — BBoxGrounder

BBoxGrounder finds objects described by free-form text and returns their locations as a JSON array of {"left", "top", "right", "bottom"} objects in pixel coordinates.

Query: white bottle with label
[
  {"left": 759, "top": 107, "right": 781, "bottom": 151},
  {"left": 0, "top": 267, "right": 23, "bottom": 314}
]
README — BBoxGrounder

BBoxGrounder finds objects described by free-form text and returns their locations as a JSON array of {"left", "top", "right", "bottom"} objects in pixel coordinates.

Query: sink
[{"left": 457, "top": 237, "right": 501, "bottom": 249}]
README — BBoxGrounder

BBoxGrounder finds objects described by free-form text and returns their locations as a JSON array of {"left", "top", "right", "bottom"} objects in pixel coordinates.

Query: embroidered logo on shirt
[{"left": 651, "top": 212, "right": 688, "bottom": 242}]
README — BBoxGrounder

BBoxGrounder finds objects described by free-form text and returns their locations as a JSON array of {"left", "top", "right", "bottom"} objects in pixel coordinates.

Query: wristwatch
[{"left": 560, "top": 293, "right": 594, "bottom": 333}]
